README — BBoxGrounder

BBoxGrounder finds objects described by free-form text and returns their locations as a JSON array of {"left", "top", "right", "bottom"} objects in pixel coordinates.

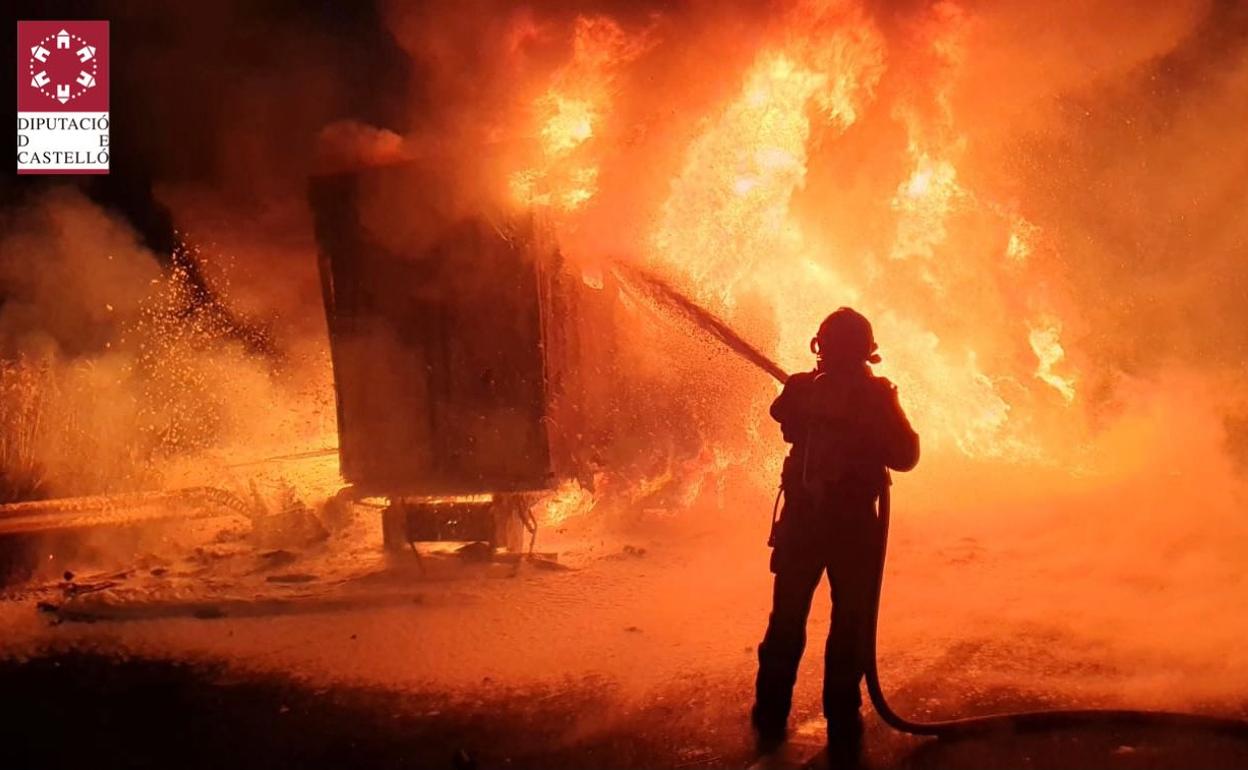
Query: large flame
[{"left": 503, "top": 0, "right": 1088, "bottom": 470}]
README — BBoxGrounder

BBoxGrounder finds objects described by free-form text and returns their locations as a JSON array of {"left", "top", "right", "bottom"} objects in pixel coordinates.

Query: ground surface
[
  {"left": 4, "top": 468, "right": 1248, "bottom": 770},
  {"left": 6, "top": 651, "right": 1248, "bottom": 770}
]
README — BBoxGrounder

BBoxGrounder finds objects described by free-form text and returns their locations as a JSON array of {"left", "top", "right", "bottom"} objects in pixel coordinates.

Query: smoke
[
  {"left": 0, "top": 2, "right": 396, "bottom": 501},
  {"left": 0, "top": 186, "right": 336, "bottom": 504}
]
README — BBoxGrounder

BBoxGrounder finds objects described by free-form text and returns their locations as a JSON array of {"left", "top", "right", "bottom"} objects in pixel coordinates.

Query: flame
[
  {"left": 509, "top": 16, "right": 649, "bottom": 212},
  {"left": 535, "top": 479, "right": 596, "bottom": 527},
  {"left": 1005, "top": 217, "right": 1038, "bottom": 263},
  {"left": 653, "top": 50, "right": 851, "bottom": 309},
  {"left": 640, "top": 7, "right": 1051, "bottom": 459},
  {"left": 1029, "top": 318, "right": 1077, "bottom": 403},
  {"left": 499, "top": 0, "right": 1091, "bottom": 468},
  {"left": 890, "top": 153, "right": 963, "bottom": 265},
  {"left": 538, "top": 93, "right": 596, "bottom": 157}
]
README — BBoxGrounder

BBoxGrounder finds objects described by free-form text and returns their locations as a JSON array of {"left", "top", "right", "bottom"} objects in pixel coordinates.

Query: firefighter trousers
[{"left": 753, "top": 511, "right": 882, "bottom": 730}]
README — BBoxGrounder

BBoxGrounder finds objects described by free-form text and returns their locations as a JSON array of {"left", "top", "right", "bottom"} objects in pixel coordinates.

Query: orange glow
[
  {"left": 488, "top": 0, "right": 1117, "bottom": 472},
  {"left": 509, "top": 16, "right": 650, "bottom": 212},
  {"left": 413, "top": 494, "right": 495, "bottom": 506},
  {"left": 1029, "top": 318, "right": 1077, "bottom": 403},
  {"left": 534, "top": 480, "right": 596, "bottom": 527}
]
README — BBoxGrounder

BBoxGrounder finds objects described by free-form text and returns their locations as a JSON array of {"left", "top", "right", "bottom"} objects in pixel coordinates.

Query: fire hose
[{"left": 864, "top": 482, "right": 1248, "bottom": 738}]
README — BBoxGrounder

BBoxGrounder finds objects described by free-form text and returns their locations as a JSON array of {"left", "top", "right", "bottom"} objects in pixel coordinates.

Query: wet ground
[
  {"left": 5, "top": 475, "right": 1248, "bottom": 770},
  {"left": 0, "top": 651, "right": 750, "bottom": 770},
  {"left": 6, "top": 648, "right": 1248, "bottom": 770}
]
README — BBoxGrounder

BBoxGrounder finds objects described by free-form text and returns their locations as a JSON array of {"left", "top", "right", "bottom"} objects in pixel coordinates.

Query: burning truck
[{"left": 309, "top": 160, "right": 614, "bottom": 554}]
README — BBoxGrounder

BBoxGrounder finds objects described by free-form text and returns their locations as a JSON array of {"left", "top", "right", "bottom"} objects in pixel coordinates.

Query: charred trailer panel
[{"left": 310, "top": 163, "right": 561, "bottom": 550}]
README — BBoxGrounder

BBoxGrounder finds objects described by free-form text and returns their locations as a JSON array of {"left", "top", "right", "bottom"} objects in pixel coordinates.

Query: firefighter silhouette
[{"left": 752, "top": 307, "right": 920, "bottom": 755}]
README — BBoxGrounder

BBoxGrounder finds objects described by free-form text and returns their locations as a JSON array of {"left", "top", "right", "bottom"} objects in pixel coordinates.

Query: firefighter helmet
[{"left": 811, "top": 307, "right": 881, "bottom": 365}]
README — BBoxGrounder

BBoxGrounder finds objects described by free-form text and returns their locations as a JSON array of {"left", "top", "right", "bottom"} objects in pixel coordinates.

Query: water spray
[
  {"left": 609, "top": 257, "right": 1248, "bottom": 740},
  {"left": 609, "top": 260, "right": 790, "bottom": 385}
]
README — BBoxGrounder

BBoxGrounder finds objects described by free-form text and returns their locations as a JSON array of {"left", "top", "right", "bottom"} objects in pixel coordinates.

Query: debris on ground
[
  {"left": 248, "top": 482, "right": 329, "bottom": 549},
  {"left": 59, "top": 579, "right": 118, "bottom": 597},
  {"left": 265, "top": 573, "right": 319, "bottom": 584},
  {"left": 255, "top": 549, "right": 299, "bottom": 571},
  {"left": 526, "top": 556, "right": 572, "bottom": 571},
  {"left": 607, "top": 544, "right": 648, "bottom": 560},
  {"left": 456, "top": 542, "right": 494, "bottom": 562}
]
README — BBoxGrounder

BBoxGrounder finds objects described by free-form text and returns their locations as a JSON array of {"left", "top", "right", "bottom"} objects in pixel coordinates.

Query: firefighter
[{"left": 752, "top": 307, "right": 919, "bottom": 756}]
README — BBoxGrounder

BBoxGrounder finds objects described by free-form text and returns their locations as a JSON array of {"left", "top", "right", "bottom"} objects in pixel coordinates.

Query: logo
[
  {"left": 26, "top": 28, "right": 101, "bottom": 106},
  {"left": 16, "top": 21, "right": 110, "bottom": 174}
]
